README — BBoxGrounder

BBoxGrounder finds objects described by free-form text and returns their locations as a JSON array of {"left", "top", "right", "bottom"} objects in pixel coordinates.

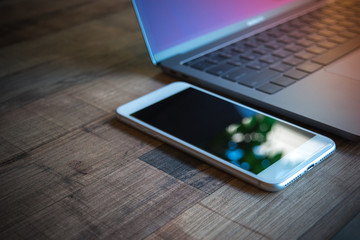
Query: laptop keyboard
[{"left": 185, "top": 0, "right": 360, "bottom": 94}]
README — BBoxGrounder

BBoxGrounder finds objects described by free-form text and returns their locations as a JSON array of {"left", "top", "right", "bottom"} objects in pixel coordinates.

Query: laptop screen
[{"left": 133, "top": 0, "right": 309, "bottom": 64}]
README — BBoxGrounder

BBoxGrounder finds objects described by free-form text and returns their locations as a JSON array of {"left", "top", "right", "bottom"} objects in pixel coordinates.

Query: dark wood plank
[
  {"left": 0, "top": 107, "right": 66, "bottom": 152},
  {"left": 139, "top": 144, "right": 233, "bottom": 195},
  {"left": 0, "top": 0, "right": 131, "bottom": 47},
  {"left": 64, "top": 73, "right": 170, "bottom": 114},
  {"left": 0, "top": 2, "right": 147, "bottom": 114},
  {"left": 0, "top": 219, "right": 48, "bottom": 240},
  {"left": 0, "top": 137, "right": 24, "bottom": 164},
  {"left": 0, "top": 159, "right": 83, "bottom": 233},
  {"left": 24, "top": 92, "right": 107, "bottom": 130},
  {"left": 299, "top": 186, "right": 360, "bottom": 239},
  {"left": 100, "top": 161, "right": 206, "bottom": 239},
  {"left": 24, "top": 194, "right": 108, "bottom": 239},
  {"left": 147, "top": 204, "right": 268, "bottom": 240}
]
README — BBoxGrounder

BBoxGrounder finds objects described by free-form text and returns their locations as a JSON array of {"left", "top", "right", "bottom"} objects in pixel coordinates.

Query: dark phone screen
[{"left": 132, "top": 88, "right": 313, "bottom": 174}]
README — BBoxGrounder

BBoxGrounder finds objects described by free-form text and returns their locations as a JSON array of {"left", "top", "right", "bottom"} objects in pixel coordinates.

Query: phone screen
[{"left": 132, "top": 87, "right": 314, "bottom": 174}]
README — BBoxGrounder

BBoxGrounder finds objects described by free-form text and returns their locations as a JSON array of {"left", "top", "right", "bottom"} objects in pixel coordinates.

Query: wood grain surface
[{"left": 1, "top": 0, "right": 359, "bottom": 239}]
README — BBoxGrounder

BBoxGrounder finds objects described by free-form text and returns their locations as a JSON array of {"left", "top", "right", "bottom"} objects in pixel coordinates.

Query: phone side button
[{"left": 307, "top": 164, "right": 315, "bottom": 172}]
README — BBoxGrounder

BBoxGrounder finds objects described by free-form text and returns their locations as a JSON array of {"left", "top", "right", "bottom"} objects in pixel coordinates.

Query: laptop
[{"left": 131, "top": 0, "right": 360, "bottom": 140}]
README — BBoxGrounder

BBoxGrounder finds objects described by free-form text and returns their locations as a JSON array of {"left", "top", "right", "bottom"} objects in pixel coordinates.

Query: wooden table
[{"left": 1, "top": 1, "right": 359, "bottom": 239}]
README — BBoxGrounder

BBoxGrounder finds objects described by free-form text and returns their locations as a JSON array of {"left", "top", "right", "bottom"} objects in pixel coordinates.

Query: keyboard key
[
  {"left": 329, "top": 35, "right": 348, "bottom": 44},
  {"left": 283, "top": 56, "right": 304, "bottom": 66},
  {"left": 278, "top": 23, "right": 294, "bottom": 33},
  {"left": 253, "top": 46, "right": 271, "bottom": 55},
  {"left": 221, "top": 45, "right": 235, "bottom": 53},
  {"left": 220, "top": 48, "right": 240, "bottom": 57},
  {"left": 318, "top": 29, "right": 336, "bottom": 37},
  {"left": 207, "top": 53, "right": 230, "bottom": 63},
  {"left": 310, "top": 22, "right": 328, "bottom": 29},
  {"left": 227, "top": 60, "right": 243, "bottom": 67},
  {"left": 284, "top": 69, "right": 308, "bottom": 80},
  {"left": 284, "top": 43, "right": 303, "bottom": 53},
  {"left": 339, "top": 31, "right": 358, "bottom": 39},
  {"left": 310, "top": 10, "right": 326, "bottom": 19},
  {"left": 307, "top": 34, "right": 326, "bottom": 42},
  {"left": 332, "top": 14, "right": 346, "bottom": 21},
  {"left": 244, "top": 37, "right": 260, "bottom": 48},
  {"left": 218, "top": 52, "right": 232, "bottom": 59},
  {"left": 312, "top": 36, "right": 360, "bottom": 65},
  {"left": 272, "top": 49, "right": 292, "bottom": 58},
  {"left": 267, "top": 29, "right": 284, "bottom": 38},
  {"left": 306, "top": 45, "right": 327, "bottom": 54},
  {"left": 238, "top": 69, "right": 280, "bottom": 88},
  {"left": 270, "top": 76, "right": 296, "bottom": 87},
  {"left": 300, "top": 26, "right": 317, "bottom": 34},
  {"left": 205, "top": 58, "right": 218, "bottom": 64},
  {"left": 256, "top": 83, "right": 283, "bottom": 94},
  {"left": 299, "top": 15, "right": 316, "bottom": 23},
  {"left": 288, "top": 30, "right": 306, "bottom": 38},
  {"left": 317, "top": 40, "right": 338, "bottom": 49},
  {"left": 246, "top": 60, "right": 268, "bottom": 70},
  {"left": 240, "top": 51, "right": 261, "bottom": 61},
  {"left": 190, "top": 60, "right": 215, "bottom": 71},
  {"left": 259, "top": 54, "right": 280, "bottom": 64},
  {"left": 339, "top": 21, "right": 357, "bottom": 28},
  {"left": 328, "top": 25, "right": 347, "bottom": 32},
  {"left": 232, "top": 42, "right": 247, "bottom": 48},
  {"left": 289, "top": 19, "right": 303, "bottom": 27},
  {"left": 297, "top": 62, "right": 322, "bottom": 73},
  {"left": 297, "top": 38, "right": 314, "bottom": 47},
  {"left": 294, "top": 51, "right": 315, "bottom": 60},
  {"left": 222, "top": 67, "right": 253, "bottom": 82},
  {"left": 277, "top": 35, "right": 295, "bottom": 44},
  {"left": 320, "top": 18, "right": 337, "bottom": 25},
  {"left": 206, "top": 63, "right": 236, "bottom": 76},
  {"left": 270, "top": 62, "right": 292, "bottom": 72},
  {"left": 255, "top": 33, "right": 272, "bottom": 42},
  {"left": 265, "top": 40, "right": 284, "bottom": 49},
  {"left": 232, "top": 46, "right": 247, "bottom": 53}
]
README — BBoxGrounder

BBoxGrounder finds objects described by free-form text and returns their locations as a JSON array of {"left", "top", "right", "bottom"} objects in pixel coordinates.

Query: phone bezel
[{"left": 116, "top": 81, "right": 335, "bottom": 191}]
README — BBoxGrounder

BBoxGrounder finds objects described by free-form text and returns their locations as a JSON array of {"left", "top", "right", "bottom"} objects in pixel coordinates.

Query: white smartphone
[{"left": 116, "top": 82, "right": 335, "bottom": 191}]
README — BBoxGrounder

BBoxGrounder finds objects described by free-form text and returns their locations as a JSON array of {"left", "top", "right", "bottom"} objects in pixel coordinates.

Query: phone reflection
[{"left": 204, "top": 112, "right": 284, "bottom": 174}]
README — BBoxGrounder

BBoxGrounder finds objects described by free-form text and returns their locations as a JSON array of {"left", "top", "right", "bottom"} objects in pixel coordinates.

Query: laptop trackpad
[{"left": 325, "top": 48, "right": 360, "bottom": 81}]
